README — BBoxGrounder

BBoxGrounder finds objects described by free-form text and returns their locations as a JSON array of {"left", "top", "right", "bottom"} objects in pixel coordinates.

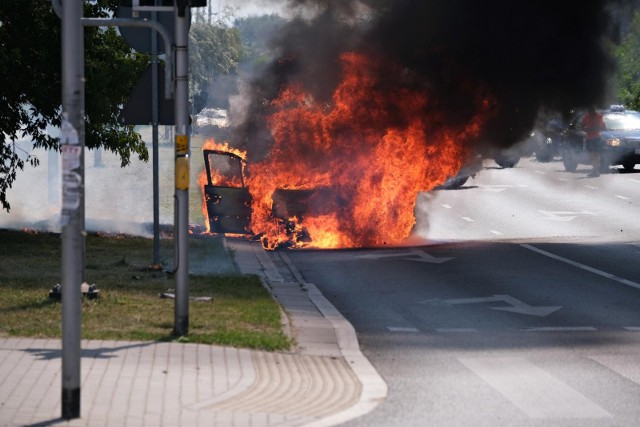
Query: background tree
[
  {"left": 0, "top": 0, "right": 148, "bottom": 212},
  {"left": 189, "top": 21, "right": 243, "bottom": 112},
  {"left": 615, "top": 9, "right": 640, "bottom": 110}
]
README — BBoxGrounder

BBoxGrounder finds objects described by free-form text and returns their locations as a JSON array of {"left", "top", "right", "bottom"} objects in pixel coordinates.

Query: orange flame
[
  {"left": 246, "top": 52, "right": 491, "bottom": 249},
  {"left": 200, "top": 52, "right": 492, "bottom": 248}
]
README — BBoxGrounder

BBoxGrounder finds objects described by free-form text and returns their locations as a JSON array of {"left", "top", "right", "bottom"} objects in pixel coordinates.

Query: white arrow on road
[
  {"left": 425, "top": 294, "right": 561, "bottom": 317},
  {"left": 356, "top": 249, "right": 454, "bottom": 264},
  {"left": 538, "top": 210, "right": 597, "bottom": 222},
  {"left": 538, "top": 210, "right": 577, "bottom": 221}
]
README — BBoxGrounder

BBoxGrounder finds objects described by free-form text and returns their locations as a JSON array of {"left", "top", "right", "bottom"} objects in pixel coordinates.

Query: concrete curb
[{"left": 227, "top": 239, "right": 388, "bottom": 426}]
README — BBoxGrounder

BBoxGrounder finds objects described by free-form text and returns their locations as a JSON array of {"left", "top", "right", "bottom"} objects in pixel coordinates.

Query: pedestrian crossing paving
[
  {"left": 459, "top": 356, "right": 612, "bottom": 419},
  {"left": 456, "top": 353, "right": 640, "bottom": 420}
]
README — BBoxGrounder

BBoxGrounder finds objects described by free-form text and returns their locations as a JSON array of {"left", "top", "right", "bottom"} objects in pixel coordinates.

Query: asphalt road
[{"left": 281, "top": 156, "right": 640, "bottom": 426}]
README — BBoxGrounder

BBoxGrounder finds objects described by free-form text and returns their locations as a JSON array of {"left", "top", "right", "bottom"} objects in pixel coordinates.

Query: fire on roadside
[{"left": 199, "top": 52, "right": 493, "bottom": 249}]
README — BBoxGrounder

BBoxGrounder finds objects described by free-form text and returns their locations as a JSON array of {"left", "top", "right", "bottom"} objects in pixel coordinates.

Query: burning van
[
  {"left": 199, "top": 53, "right": 493, "bottom": 250},
  {"left": 201, "top": 144, "right": 344, "bottom": 248}
]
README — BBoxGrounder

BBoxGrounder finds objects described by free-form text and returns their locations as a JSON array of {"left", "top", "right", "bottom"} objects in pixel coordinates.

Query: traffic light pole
[
  {"left": 53, "top": 0, "right": 178, "bottom": 419},
  {"left": 173, "top": 3, "right": 190, "bottom": 336},
  {"left": 60, "top": 0, "right": 84, "bottom": 419}
]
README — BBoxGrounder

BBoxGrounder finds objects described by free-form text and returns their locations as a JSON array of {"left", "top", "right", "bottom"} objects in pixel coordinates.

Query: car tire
[
  {"left": 535, "top": 148, "right": 553, "bottom": 162},
  {"left": 622, "top": 161, "right": 636, "bottom": 172},
  {"left": 436, "top": 176, "right": 469, "bottom": 190},
  {"left": 562, "top": 152, "right": 578, "bottom": 172},
  {"left": 494, "top": 155, "right": 520, "bottom": 168}
]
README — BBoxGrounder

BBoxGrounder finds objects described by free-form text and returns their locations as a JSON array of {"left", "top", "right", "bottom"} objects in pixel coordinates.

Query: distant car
[
  {"left": 559, "top": 105, "right": 640, "bottom": 172},
  {"left": 489, "top": 117, "right": 566, "bottom": 167},
  {"left": 194, "top": 108, "right": 229, "bottom": 134}
]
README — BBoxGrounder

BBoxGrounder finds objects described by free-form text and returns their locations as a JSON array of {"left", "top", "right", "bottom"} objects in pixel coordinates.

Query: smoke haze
[{"left": 232, "top": 0, "right": 630, "bottom": 158}]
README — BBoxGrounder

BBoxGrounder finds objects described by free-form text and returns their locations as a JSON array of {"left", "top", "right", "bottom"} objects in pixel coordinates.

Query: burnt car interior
[{"left": 203, "top": 150, "right": 344, "bottom": 240}]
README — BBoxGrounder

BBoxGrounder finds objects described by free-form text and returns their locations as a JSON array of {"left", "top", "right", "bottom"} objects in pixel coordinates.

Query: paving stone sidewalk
[{"left": 0, "top": 238, "right": 386, "bottom": 427}]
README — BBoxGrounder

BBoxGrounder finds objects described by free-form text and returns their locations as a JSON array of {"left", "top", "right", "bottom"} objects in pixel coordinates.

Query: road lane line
[
  {"left": 521, "top": 244, "right": 640, "bottom": 291},
  {"left": 623, "top": 327, "right": 640, "bottom": 331},
  {"left": 520, "top": 327, "right": 597, "bottom": 332},
  {"left": 458, "top": 357, "right": 611, "bottom": 419},
  {"left": 625, "top": 178, "right": 640, "bottom": 184},
  {"left": 436, "top": 328, "right": 477, "bottom": 333},
  {"left": 387, "top": 327, "right": 419, "bottom": 333},
  {"left": 441, "top": 204, "right": 452, "bottom": 209},
  {"left": 461, "top": 217, "right": 474, "bottom": 222},
  {"left": 615, "top": 195, "right": 630, "bottom": 200},
  {"left": 489, "top": 230, "right": 503, "bottom": 235},
  {"left": 590, "top": 355, "right": 640, "bottom": 385},
  {"left": 584, "top": 185, "right": 598, "bottom": 190}
]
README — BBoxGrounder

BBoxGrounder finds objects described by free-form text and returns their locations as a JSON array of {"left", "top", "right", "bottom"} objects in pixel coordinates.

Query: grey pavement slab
[{"left": 0, "top": 238, "right": 386, "bottom": 427}]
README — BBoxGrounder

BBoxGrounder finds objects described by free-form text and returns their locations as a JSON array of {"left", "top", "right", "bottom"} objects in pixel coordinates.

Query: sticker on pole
[
  {"left": 175, "top": 135, "right": 188, "bottom": 155},
  {"left": 175, "top": 157, "right": 190, "bottom": 189}
]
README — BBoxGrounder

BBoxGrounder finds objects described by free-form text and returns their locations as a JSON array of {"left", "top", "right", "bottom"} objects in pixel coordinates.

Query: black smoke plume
[{"left": 232, "top": 0, "right": 632, "bottom": 160}]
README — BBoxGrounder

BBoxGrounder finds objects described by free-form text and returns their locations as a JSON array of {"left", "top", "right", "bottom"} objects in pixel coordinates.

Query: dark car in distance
[{"left": 560, "top": 105, "right": 640, "bottom": 172}]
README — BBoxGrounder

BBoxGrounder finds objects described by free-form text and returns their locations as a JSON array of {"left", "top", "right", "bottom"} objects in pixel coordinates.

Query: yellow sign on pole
[
  {"left": 175, "top": 156, "right": 189, "bottom": 189},
  {"left": 175, "top": 134, "right": 188, "bottom": 155}
]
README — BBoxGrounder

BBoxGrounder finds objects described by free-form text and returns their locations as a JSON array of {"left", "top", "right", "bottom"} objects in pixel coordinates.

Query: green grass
[{"left": 0, "top": 229, "right": 291, "bottom": 351}]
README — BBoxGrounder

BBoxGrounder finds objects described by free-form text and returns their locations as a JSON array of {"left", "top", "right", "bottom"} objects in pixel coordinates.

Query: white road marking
[
  {"left": 441, "top": 204, "right": 452, "bottom": 209},
  {"left": 489, "top": 230, "right": 503, "bottom": 235},
  {"left": 626, "top": 178, "right": 640, "bottom": 184},
  {"left": 356, "top": 249, "right": 454, "bottom": 264},
  {"left": 623, "top": 326, "right": 640, "bottom": 331},
  {"left": 387, "top": 326, "right": 419, "bottom": 333},
  {"left": 590, "top": 355, "right": 640, "bottom": 385},
  {"left": 520, "top": 327, "right": 597, "bottom": 332},
  {"left": 459, "top": 357, "right": 611, "bottom": 419},
  {"left": 435, "top": 328, "right": 478, "bottom": 333},
  {"left": 428, "top": 295, "right": 561, "bottom": 317},
  {"left": 522, "top": 244, "right": 640, "bottom": 291},
  {"left": 461, "top": 216, "right": 474, "bottom": 222},
  {"left": 406, "top": 249, "right": 454, "bottom": 264},
  {"left": 584, "top": 185, "right": 598, "bottom": 190},
  {"left": 538, "top": 210, "right": 575, "bottom": 221},
  {"left": 538, "top": 210, "right": 597, "bottom": 222},
  {"left": 615, "top": 195, "right": 630, "bottom": 200},
  {"left": 535, "top": 170, "right": 545, "bottom": 175},
  {"left": 478, "top": 184, "right": 513, "bottom": 192}
]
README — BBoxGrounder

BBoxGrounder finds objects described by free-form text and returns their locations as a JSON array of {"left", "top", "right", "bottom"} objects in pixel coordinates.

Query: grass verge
[{"left": 0, "top": 228, "right": 291, "bottom": 351}]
